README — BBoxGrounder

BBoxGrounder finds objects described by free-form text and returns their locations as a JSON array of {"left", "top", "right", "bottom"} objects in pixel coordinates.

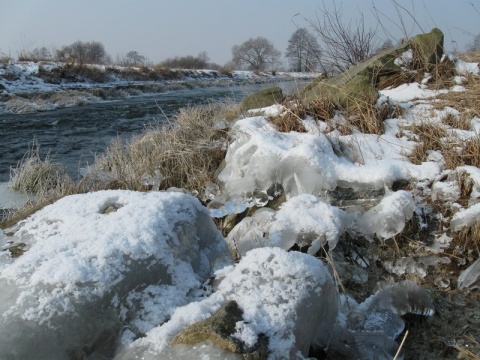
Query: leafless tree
[
  {"left": 285, "top": 28, "right": 321, "bottom": 72},
  {"left": 31, "top": 47, "right": 51, "bottom": 61},
  {"left": 56, "top": 41, "right": 108, "bottom": 64},
  {"left": 307, "top": 2, "right": 378, "bottom": 73},
  {"left": 231, "top": 37, "right": 281, "bottom": 71},
  {"left": 126, "top": 51, "right": 145, "bottom": 66},
  {"left": 466, "top": 33, "right": 480, "bottom": 52}
]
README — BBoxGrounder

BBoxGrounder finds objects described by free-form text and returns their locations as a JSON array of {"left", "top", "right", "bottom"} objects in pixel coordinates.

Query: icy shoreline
[{"left": 0, "top": 61, "right": 318, "bottom": 114}]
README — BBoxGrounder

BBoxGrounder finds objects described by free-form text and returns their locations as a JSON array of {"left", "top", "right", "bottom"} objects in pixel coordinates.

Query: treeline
[
  {"left": 4, "top": 3, "right": 480, "bottom": 74},
  {"left": 12, "top": 41, "right": 223, "bottom": 70}
]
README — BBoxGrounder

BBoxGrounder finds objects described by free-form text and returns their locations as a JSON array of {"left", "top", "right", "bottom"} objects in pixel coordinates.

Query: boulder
[
  {"left": 172, "top": 300, "right": 269, "bottom": 359},
  {"left": 300, "top": 28, "right": 445, "bottom": 114},
  {"left": 240, "top": 87, "right": 283, "bottom": 111},
  {"left": 0, "top": 190, "right": 233, "bottom": 360},
  {"left": 115, "top": 248, "right": 339, "bottom": 359},
  {"left": 410, "top": 27, "right": 444, "bottom": 67}
]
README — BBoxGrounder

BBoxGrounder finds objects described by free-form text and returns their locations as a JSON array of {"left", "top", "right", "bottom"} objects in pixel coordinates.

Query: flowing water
[{"left": 0, "top": 80, "right": 307, "bottom": 183}]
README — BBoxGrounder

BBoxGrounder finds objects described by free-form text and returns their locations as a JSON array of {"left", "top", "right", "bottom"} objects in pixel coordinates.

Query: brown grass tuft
[
  {"left": 9, "top": 139, "right": 74, "bottom": 197},
  {"left": 88, "top": 101, "right": 240, "bottom": 193},
  {"left": 407, "top": 122, "right": 449, "bottom": 164},
  {"left": 268, "top": 109, "right": 307, "bottom": 132}
]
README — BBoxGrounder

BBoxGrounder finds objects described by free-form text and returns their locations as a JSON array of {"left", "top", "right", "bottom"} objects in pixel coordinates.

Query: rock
[
  {"left": 299, "top": 28, "right": 445, "bottom": 114},
  {"left": 0, "top": 190, "right": 233, "bottom": 360},
  {"left": 240, "top": 87, "right": 283, "bottom": 111},
  {"left": 116, "top": 248, "right": 339, "bottom": 359},
  {"left": 410, "top": 27, "right": 444, "bottom": 67},
  {"left": 172, "top": 300, "right": 268, "bottom": 359}
]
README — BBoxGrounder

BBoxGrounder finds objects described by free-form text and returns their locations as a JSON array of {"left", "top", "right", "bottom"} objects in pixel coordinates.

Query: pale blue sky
[{"left": 0, "top": 0, "right": 478, "bottom": 66}]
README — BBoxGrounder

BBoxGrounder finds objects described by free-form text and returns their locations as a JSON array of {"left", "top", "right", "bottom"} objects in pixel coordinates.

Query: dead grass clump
[
  {"left": 435, "top": 77, "right": 480, "bottom": 116},
  {"left": 442, "top": 112, "right": 473, "bottom": 131},
  {"left": 377, "top": 71, "right": 416, "bottom": 90},
  {"left": 9, "top": 140, "right": 73, "bottom": 197},
  {"left": 89, "top": 101, "right": 240, "bottom": 193},
  {"left": 451, "top": 222, "right": 480, "bottom": 259},
  {"left": 459, "top": 135, "right": 480, "bottom": 168},
  {"left": 268, "top": 110, "right": 306, "bottom": 133},
  {"left": 347, "top": 98, "right": 385, "bottom": 135},
  {"left": 407, "top": 122, "right": 449, "bottom": 164},
  {"left": 306, "top": 96, "right": 335, "bottom": 122},
  {"left": 456, "top": 171, "right": 475, "bottom": 200},
  {"left": 441, "top": 135, "right": 480, "bottom": 170},
  {"left": 458, "top": 51, "right": 480, "bottom": 63},
  {"left": 429, "top": 56, "right": 457, "bottom": 89}
]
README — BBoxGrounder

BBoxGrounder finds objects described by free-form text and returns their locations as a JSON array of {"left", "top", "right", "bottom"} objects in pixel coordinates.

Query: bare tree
[
  {"left": 307, "top": 2, "right": 378, "bottom": 73},
  {"left": 285, "top": 28, "right": 321, "bottom": 72},
  {"left": 56, "top": 41, "right": 108, "bottom": 64},
  {"left": 231, "top": 37, "right": 281, "bottom": 71},
  {"left": 466, "top": 33, "right": 480, "bottom": 52},
  {"left": 31, "top": 47, "right": 51, "bottom": 61},
  {"left": 126, "top": 51, "right": 145, "bottom": 66}
]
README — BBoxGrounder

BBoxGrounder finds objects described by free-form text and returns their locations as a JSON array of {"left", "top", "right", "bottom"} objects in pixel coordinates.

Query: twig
[{"left": 393, "top": 330, "right": 409, "bottom": 360}]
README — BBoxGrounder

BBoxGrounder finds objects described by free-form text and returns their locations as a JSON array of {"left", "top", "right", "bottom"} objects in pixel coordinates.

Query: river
[{"left": 0, "top": 80, "right": 308, "bottom": 183}]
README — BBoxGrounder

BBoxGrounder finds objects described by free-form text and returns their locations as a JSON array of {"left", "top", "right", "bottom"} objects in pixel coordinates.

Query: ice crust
[
  {"left": 0, "top": 190, "right": 232, "bottom": 359},
  {"left": 116, "top": 247, "right": 339, "bottom": 359}
]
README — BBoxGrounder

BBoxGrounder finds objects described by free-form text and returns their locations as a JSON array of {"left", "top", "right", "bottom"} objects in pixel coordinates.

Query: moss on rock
[{"left": 240, "top": 87, "right": 283, "bottom": 111}]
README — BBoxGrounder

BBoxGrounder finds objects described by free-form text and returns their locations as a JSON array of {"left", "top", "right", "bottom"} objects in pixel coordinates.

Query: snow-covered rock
[
  {"left": 115, "top": 247, "right": 339, "bottom": 359},
  {"left": 0, "top": 190, "right": 232, "bottom": 360}
]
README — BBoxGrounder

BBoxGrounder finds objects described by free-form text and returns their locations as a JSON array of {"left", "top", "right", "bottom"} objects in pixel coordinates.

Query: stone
[
  {"left": 299, "top": 28, "right": 445, "bottom": 114},
  {"left": 172, "top": 300, "right": 268, "bottom": 359},
  {"left": 240, "top": 87, "right": 283, "bottom": 111},
  {"left": 410, "top": 27, "right": 444, "bottom": 67}
]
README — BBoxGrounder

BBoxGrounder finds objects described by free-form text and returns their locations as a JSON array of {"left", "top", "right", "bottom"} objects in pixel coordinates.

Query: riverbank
[
  {"left": 1, "top": 38, "right": 480, "bottom": 358},
  {"left": 0, "top": 60, "right": 318, "bottom": 114}
]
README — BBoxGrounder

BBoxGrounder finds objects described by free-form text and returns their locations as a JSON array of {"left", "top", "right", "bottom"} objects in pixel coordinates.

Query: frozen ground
[{"left": 0, "top": 51, "right": 479, "bottom": 359}]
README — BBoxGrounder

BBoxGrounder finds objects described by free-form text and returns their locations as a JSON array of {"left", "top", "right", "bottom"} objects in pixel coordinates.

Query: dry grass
[
  {"left": 407, "top": 122, "right": 448, "bottom": 164},
  {"left": 9, "top": 139, "right": 74, "bottom": 197},
  {"left": 442, "top": 112, "right": 473, "bottom": 131},
  {"left": 88, "top": 101, "right": 241, "bottom": 193},
  {"left": 434, "top": 76, "right": 480, "bottom": 117},
  {"left": 452, "top": 222, "right": 480, "bottom": 257}
]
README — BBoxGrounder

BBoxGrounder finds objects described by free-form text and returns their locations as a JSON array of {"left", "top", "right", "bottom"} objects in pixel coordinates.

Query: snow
[
  {"left": 0, "top": 52, "right": 479, "bottom": 359},
  {"left": 116, "top": 248, "right": 339, "bottom": 359},
  {"left": 0, "top": 190, "right": 232, "bottom": 359},
  {"left": 380, "top": 82, "right": 448, "bottom": 102}
]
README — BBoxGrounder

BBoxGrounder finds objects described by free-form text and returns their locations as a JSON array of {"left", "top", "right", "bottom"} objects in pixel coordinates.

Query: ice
[
  {"left": 116, "top": 248, "right": 339, "bottom": 359},
  {"left": 0, "top": 190, "right": 232, "bottom": 359},
  {"left": 227, "top": 194, "right": 347, "bottom": 257},
  {"left": 450, "top": 202, "right": 480, "bottom": 232},
  {"left": 203, "top": 181, "right": 221, "bottom": 201},
  {"left": 140, "top": 169, "right": 164, "bottom": 191},
  {"left": 358, "top": 189, "right": 415, "bottom": 240},
  {"left": 458, "top": 258, "right": 480, "bottom": 289}
]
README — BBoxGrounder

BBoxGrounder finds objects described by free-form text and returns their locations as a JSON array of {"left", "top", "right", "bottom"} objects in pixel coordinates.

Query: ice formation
[
  {"left": 0, "top": 190, "right": 232, "bottom": 359},
  {"left": 115, "top": 247, "right": 339, "bottom": 359},
  {"left": 358, "top": 189, "right": 415, "bottom": 240},
  {"left": 227, "top": 194, "right": 347, "bottom": 256}
]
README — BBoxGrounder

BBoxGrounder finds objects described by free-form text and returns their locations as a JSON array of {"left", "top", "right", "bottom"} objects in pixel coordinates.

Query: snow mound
[
  {"left": 116, "top": 247, "right": 339, "bottom": 359},
  {"left": 0, "top": 190, "right": 232, "bottom": 359}
]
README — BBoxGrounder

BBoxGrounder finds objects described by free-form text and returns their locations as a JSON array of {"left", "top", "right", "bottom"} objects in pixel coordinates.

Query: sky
[{"left": 0, "top": 0, "right": 479, "bottom": 66}]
